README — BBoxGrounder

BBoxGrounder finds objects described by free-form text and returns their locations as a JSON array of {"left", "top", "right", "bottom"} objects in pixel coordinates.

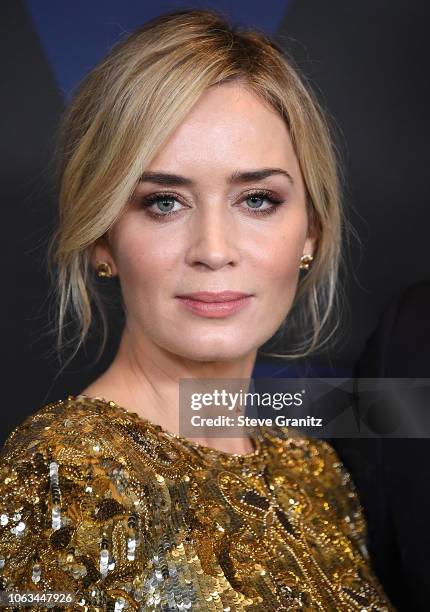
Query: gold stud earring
[
  {"left": 96, "top": 261, "right": 113, "bottom": 278},
  {"left": 299, "top": 254, "right": 314, "bottom": 270}
]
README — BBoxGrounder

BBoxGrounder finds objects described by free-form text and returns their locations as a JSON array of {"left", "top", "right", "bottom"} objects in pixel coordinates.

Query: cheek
[
  {"left": 251, "top": 226, "right": 305, "bottom": 286},
  {"left": 253, "top": 233, "right": 303, "bottom": 326},
  {"left": 114, "top": 227, "right": 176, "bottom": 289}
]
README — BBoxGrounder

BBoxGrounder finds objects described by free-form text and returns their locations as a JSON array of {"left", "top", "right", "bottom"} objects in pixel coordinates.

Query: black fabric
[{"left": 331, "top": 280, "right": 430, "bottom": 611}]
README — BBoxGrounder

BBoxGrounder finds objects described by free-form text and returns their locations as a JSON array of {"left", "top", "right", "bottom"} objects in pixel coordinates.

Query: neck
[{"left": 81, "top": 323, "right": 258, "bottom": 454}]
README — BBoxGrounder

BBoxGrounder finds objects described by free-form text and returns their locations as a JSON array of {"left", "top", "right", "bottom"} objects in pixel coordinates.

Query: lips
[
  {"left": 176, "top": 291, "right": 252, "bottom": 303},
  {"left": 175, "top": 291, "right": 253, "bottom": 318}
]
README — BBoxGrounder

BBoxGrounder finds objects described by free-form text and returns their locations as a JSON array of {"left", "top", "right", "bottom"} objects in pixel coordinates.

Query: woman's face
[{"left": 94, "top": 81, "right": 315, "bottom": 362}]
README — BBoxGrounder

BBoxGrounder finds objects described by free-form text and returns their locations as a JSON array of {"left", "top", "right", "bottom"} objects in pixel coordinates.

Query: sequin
[{"left": 0, "top": 395, "right": 395, "bottom": 611}]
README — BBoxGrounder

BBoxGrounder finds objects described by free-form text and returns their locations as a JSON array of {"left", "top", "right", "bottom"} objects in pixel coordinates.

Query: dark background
[{"left": 2, "top": 1, "right": 429, "bottom": 428}]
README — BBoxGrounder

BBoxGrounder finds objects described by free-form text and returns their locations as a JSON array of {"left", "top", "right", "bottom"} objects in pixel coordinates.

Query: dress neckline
[{"left": 70, "top": 394, "right": 264, "bottom": 461}]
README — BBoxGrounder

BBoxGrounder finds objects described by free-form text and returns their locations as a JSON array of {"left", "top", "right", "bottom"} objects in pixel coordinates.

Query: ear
[
  {"left": 90, "top": 234, "right": 118, "bottom": 276},
  {"left": 303, "top": 201, "right": 320, "bottom": 259},
  {"left": 303, "top": 234, "right": 317, "bottom": 259}
]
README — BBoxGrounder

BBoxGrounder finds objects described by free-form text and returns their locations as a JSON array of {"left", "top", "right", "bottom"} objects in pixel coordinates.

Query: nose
[{"left": 185, "top": 203, "right": 240, "bottom": 270}]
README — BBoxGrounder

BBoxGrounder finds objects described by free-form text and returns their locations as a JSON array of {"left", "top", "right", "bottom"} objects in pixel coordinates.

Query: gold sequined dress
[{"left": 0, "top": 395, "right": 395, "bottom": 611}]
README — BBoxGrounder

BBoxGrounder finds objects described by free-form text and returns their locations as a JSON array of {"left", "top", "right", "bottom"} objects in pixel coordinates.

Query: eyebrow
[{"left": 138, "top": 167, "right": 294, "bottom": 186}]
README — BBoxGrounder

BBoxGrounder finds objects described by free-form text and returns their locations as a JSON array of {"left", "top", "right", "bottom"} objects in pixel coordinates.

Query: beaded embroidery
[{"left": 0, "top": 395, "right": 395, "bottom": 611}]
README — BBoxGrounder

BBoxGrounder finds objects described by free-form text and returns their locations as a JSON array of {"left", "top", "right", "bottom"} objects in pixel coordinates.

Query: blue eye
[
  {"left": 244, "top": 191, "right": 284, "bottom": 215},
  {"left": 142, "top": 195, "right": 180, "bottom": 215},
  {"left": 139, "top": 189, "right": 285, "bottom": 220}
]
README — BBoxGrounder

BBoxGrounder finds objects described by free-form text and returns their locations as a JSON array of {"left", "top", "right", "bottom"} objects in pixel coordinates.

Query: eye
[
  {"left": 242, "top": 190, "right": 285, "bottom": 216},
  {"left": 138, "top": 189, "right": 286, "bottom": 220},
  {"left": 139, "top": 193, "right": 184, "bottom": 218}
]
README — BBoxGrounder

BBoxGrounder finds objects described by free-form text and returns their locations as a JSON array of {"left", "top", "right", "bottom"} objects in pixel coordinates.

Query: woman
[{"left": 0, "top": 9, "right": 394, "bottom": 611}]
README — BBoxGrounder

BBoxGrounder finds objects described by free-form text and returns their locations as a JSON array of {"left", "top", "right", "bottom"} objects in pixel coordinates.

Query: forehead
[{"left": 147, "top": 81, "right": 299, "bottom": 173}]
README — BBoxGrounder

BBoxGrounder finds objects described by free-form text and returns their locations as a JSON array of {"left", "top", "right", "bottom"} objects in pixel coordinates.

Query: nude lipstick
[{"left": 176, "top": 291, "right": 253, "bottom": 318}]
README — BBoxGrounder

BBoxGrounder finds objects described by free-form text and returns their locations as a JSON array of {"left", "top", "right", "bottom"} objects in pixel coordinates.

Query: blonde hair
[{"left": 47, "top": 8, "right": 348, "bottom": 372}]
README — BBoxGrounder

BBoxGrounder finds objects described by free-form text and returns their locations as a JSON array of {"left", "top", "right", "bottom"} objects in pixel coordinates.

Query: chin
[{"left": 166, "top": 338, "right": 255, "bottom": 363}]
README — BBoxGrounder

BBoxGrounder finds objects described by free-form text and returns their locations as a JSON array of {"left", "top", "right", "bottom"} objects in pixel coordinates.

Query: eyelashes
[{"left": 138, "top": 189, "right": 286, "bottom": 221}]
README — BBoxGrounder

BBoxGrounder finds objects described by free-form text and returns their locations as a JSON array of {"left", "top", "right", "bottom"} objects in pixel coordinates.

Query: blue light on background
[{"left": 25, "top": 0, "right": 289, "bottom": 99}]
